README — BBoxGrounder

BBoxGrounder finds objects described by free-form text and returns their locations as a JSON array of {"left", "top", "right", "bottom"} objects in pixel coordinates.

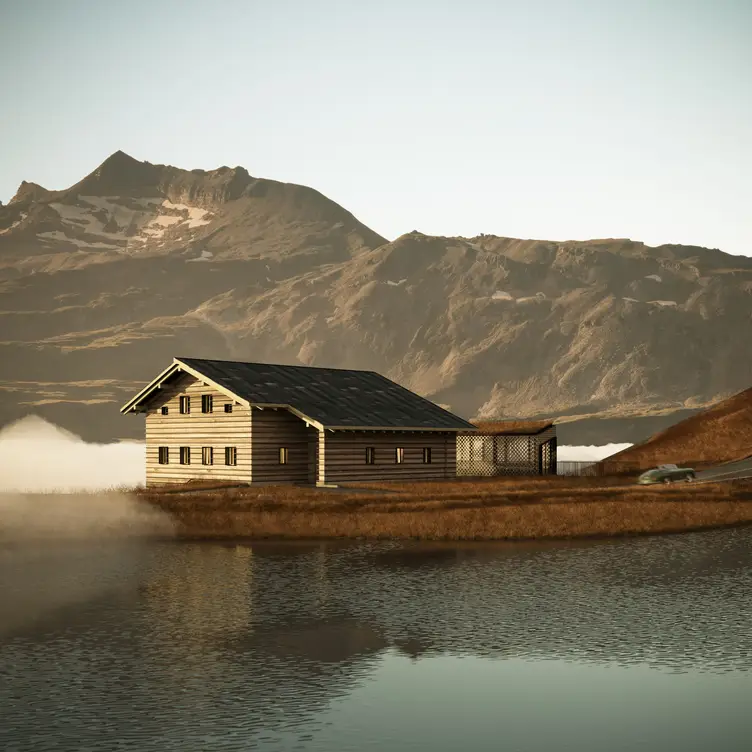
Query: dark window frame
[
  {"left": 158, "top": 446, "right": 169, "bottom": 464},
  {"left": 161, "top": 406, "right": 169, "bottom": 415},
  {"left": 201, "top": 447, "right": 213, "bottom": 465},
  {"left": 395, "top": 447, "right": 404, "bottom": 464},
  {"left": 224, "top": 403, "right": 233, "bottom": 413},
  {"left": 201, "top": 394, "right": 213, "bottom": 414},
  {"left": 365, "top": 447, "right": 375, "bottom": 465},
  {"left": 423, "top": 447, "right": 432, "bottom": 464},
  {"left": 179, "top": 396, "right": 190, "bottom": 414},
  {"left": 279, "top": 447, "right": 289, "bottom": 465},
  {"left": 179, "top": 446, "right": 191, "bottom": 465},
  {"left": 225, "top": 446, "right": 237, "bottom": 466}
]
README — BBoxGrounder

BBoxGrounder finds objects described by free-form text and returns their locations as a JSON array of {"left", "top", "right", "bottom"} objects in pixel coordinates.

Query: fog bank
[
  {"left": 556, "top": 443, "right": 632, "bottom": 462},
  {"left": 0, "top": 415, "right": 144, "bottom": 492}
]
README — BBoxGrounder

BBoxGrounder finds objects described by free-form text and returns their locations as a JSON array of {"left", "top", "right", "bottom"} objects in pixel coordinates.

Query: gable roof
[{"left": 120, "top": 357, "right": 477, "bottom": 432}]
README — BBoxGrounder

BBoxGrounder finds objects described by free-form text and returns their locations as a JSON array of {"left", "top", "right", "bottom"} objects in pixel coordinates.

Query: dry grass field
[
  {"left": 605, "top": 385, "right": 752, "bottom": 468},
  {"left": 135, "top": 475, "right": 752, "bottom": 542}
]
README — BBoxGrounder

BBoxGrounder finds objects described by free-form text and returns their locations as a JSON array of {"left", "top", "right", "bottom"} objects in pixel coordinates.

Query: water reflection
[{"left": 1, "top": 528, "right": 751, "bottom": 751}]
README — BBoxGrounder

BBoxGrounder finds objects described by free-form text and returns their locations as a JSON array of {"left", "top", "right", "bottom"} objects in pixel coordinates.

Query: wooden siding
[
  {"left": 250, "top": 407, "right": 313, "bottom": 484},
  {"left": 322, "top": 431, "right": 456, "bottom": 484},
  {"left": 145, "top": 373, "right": 251, "bottom": 485}
]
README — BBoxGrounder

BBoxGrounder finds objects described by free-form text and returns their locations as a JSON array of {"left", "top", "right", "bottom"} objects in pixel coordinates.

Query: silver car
[{"left": 638, "top": 464, "right": 696, "bottom": 485}]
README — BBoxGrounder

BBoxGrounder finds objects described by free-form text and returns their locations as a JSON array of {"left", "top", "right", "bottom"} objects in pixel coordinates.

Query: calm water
[{"left": 1, "top": 528, "right": 752, "bottom": 752}]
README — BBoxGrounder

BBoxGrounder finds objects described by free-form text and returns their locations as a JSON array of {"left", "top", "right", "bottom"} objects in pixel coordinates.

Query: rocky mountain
[{"left": 1, "top": 151, "right": 751, "bottom": 445}]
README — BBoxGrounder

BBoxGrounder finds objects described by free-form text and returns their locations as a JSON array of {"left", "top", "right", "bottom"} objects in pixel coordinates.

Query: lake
[{"left": 1, "top": 528, "right": 751, "bottom": 752}]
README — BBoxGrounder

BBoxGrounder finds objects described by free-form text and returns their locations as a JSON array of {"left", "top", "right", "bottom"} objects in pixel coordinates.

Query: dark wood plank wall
[
  {"left": 323, "top": 431, "right": 456, "bottom": 483},
  {"left": 250, "top": 408, "right": 312, "bottom": 484},
  {"left": 144, "top": 373, "right": 251, "bottom": 485}
]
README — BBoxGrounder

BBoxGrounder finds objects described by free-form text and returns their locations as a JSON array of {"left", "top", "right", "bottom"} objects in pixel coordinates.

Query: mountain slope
[
  {"left": 603, "top": 386, "right": 752, "bottom": 466},
  {"left": 1, "top": 151, "right": 751, "bottom": 443}
]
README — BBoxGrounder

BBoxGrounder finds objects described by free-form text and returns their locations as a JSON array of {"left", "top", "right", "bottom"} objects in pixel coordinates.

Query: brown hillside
[{"left": 605, "top": 385, "right": 752, "bottom": 466}]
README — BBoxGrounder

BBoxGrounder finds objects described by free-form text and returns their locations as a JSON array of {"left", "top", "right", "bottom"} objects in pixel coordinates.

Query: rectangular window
[
  {"left": 279, "top": 447, "right": 289, "bottom": 465},
  {"left": 395, "top": 447, "right": 404, "bottom": 464},
  {"left": 202, "top": 395, "right": 213, "bottom": 413},
  {"left": 423, "top": 447, "right": 432, "bottom": 464},
  {"left": 180, "top": 447, "right": 191, "bottom": 465},
  {"left": 202, "top": 447, "right": 213, "bottom": 465},
  {"left": 179, "top": 396, "right": 190, "bottom": 414},
  {"left": 224, "top": 403, "right": 233, "bottom": 413},
  {"left": 161, "top": 406, "right": 169, "bottom": 415},
  {"left": 158, "top": 446, "right": 169, "bottom": 464},
  {"left": 365, "top": 447, "right": 375, "bottom": 465},
  {"left": 225, "top": 446, "right": 237, "bottom": 466}
]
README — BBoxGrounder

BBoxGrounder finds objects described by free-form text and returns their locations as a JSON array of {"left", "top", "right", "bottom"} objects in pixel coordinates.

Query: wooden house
[
  {"left": 120, "top": 357, "right": 478, "bottom": 486},
  {"left": 456, "top": 420, "right": 557, "bottom": 476}
]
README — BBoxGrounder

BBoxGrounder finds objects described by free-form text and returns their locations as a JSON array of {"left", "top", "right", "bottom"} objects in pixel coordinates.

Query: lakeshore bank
[{"left": 135, "top": 476, "right": 752, "bottom": 542}]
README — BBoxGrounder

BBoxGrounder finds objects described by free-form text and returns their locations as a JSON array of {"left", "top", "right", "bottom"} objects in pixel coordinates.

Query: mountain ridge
[{"left": 1, "top": 151, "right": 750, "bottom": 445}]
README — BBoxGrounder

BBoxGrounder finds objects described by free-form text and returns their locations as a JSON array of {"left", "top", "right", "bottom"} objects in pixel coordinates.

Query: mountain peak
[{"left": 9, "top": 180, "right": 53, "bottom": 205}]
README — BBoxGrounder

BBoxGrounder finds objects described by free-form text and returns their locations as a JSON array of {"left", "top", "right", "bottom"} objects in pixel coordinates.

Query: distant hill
[
  {"left": 1, "top": 151, "right": 751, "bottom": 444},
  {"left": 604, "top": 385, "right": 752, "bottom": 466}
]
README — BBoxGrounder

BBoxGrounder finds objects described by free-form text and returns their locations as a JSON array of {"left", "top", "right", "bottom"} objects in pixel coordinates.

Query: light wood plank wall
[
  {"left": 323, "top": 431, "right": 456, "bottom": 484},
  {"left": 145, "top": 373, "right": 251, "bottom": 485}
]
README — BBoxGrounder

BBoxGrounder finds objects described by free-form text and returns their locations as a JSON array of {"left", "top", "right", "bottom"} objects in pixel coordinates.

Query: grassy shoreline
[{"left": 136, "top": 476, "right": 752, "bottom": 542}]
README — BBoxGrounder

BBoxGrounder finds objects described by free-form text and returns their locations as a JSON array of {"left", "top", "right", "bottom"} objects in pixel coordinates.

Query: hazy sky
[{"left": 1, "top": 0, "right": 750, "bottom": 255}]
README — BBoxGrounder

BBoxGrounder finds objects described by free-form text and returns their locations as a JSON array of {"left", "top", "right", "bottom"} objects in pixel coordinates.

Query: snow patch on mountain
[{"left": 0, "top": 212, "right": 27, "bottom": 234}]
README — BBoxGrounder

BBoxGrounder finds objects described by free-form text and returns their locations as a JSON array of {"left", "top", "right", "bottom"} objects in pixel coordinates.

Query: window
[
  {"left": 158, "top": 446, "right": 169, "bottom": 464},
  {"left": 180, "top": 447, "right": 191, "bottom": 465},
  {"left": 395, "top": 447, "right": 404, "bottom": 464},
  {"left": 423, "top": 447, "right": 432, "bottom": 464},
  {"left": 179, "top": 396, "right": 190, "bottom": 414},
  {"left": 279, "top": 447, "right": 289, "bottom": 465},
  {"left": 202, "top": 447, "right": 213, "bottom": 465},
  {"left": 224, "top": 403, "right": 233, "bottom": 413},
  {"left": 161, "top": 406, "right": 169, "bottom": 415},
  {"left": 365, "top": 447, "right": 375, "bottom": 465},
  {"left": 225, "top": 446, "right": 237, "bottom": 466},
  {"left": 201, "top": 395, "right": 213, "bottom": 413}
]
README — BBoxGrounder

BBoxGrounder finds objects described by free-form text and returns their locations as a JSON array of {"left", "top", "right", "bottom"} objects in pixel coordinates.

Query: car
[{"left": 637, "top": 464, "right": 696, "bottom": 485}]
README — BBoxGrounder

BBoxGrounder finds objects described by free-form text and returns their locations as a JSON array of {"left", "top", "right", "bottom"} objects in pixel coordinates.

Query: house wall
[
  {"left": 457, "top": 426, "right": 557, "bottom": 476},
  {"left": 250, "top": 407, "right": 314, "bottom": 484},
  {"left": 145, "top": 373, "right": 251, "bottom": 485},
  {"left": 323, "top": 431, "right": 456, "bottom": 484}
]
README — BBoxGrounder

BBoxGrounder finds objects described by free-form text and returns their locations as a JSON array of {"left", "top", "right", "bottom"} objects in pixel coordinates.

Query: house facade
[
  {"left": 121, "top": 357, "right": 478, "bottom": 486},
  {"left": 456, "top": 420, "right": 557, "bottom": 476}
]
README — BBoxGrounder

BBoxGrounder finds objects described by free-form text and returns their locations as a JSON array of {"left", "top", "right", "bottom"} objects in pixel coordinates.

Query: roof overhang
[{"left": 120, "top": 358, "right": 251, "bottom": 416}]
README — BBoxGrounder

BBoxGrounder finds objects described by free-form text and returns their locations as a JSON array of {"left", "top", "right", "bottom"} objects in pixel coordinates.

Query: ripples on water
[{"left": 1, "top": 528, "right": 751, "bottom": 751}]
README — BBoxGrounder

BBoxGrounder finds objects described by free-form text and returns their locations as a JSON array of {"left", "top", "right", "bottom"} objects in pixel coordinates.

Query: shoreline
[{"left": 137, "top": 476, "right": 752, "bottom": 543}]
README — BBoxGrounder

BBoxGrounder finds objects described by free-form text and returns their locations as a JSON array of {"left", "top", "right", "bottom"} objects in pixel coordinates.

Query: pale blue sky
[{"left": 1, "top": 0, "right": 750, "bottom": 255}]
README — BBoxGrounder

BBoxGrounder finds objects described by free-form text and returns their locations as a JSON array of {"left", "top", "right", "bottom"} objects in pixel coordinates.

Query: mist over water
[
  {"left": 0, "top": 415, "right": 145, "bottom": 492},
  {"left": 0, "top": 416, "right": 171, "bottom": 637}
]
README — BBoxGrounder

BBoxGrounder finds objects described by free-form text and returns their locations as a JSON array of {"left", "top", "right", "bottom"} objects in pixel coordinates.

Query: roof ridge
[{"left": 175, "top": 356, "right": 377, "bottom": 375}]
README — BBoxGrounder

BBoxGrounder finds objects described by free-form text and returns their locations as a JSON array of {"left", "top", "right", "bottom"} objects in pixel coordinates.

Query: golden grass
[
  {"left": 607, "top": 385, "right": 752, "bottom": 466},
  {"left": 135, "top": 475, "right": 752, "bottom": 542}
]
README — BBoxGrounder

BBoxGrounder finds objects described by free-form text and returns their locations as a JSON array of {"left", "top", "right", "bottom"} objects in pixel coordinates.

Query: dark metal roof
[{"left": 176, "top": 357, "right": 477, "bottom": 431}]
